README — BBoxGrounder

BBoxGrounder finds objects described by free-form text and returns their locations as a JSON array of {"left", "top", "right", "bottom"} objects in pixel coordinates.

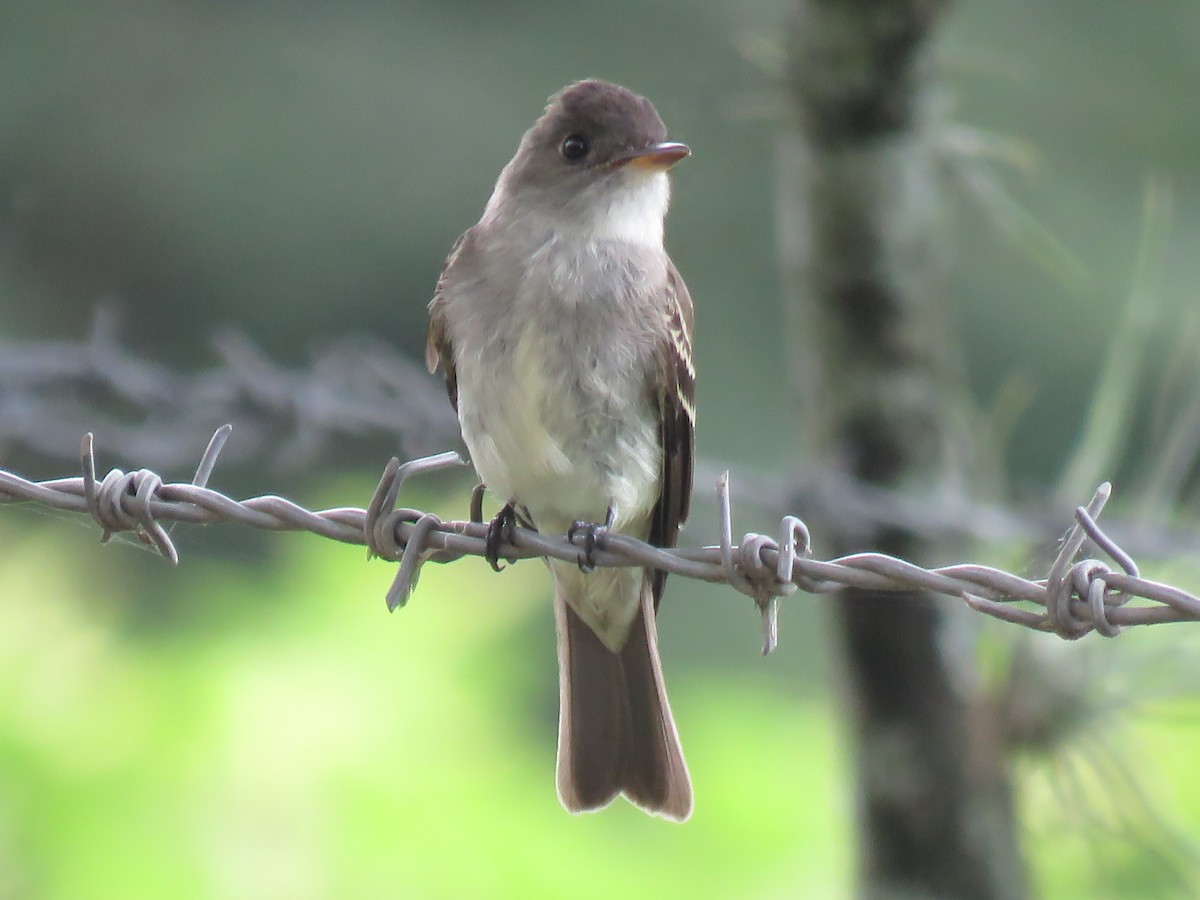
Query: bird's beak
[{"left": 612, "top": 141, "right": 691, "bottom": 171}]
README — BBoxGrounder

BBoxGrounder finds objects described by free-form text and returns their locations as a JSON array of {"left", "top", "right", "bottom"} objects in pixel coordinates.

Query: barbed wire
[
  {"left": 9, "top": 313, "right": 1200, "bottom": 570},
  {"left": 2, "top": 427, "right": 1198, "bottom": 654},
  {"left": 0, "top": 307, "right": 459, "bottom": 470}
]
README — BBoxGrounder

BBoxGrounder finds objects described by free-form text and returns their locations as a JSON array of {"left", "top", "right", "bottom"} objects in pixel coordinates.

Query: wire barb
[
  {"left": 2, "top": 437, "right": 1199, "bottom": 649},
  {"left": 363, "top": 450, "right": 466, "bottom": 610}
]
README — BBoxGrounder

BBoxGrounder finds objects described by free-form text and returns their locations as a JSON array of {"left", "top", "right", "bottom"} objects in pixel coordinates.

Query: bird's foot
[
  {"left": 484, "top": 501, "right": 519, "bottom": 572},
  {"left": 567, "top": 505, "right": 617, "bottom": 574}
]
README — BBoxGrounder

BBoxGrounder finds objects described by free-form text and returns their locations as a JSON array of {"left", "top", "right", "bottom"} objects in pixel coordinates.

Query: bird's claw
[
  {"left": 567, "top": 506, "right": 616, "bottom": 573},
  {"left": 484, "top": 502, "right": 518, "bottom": 572}
]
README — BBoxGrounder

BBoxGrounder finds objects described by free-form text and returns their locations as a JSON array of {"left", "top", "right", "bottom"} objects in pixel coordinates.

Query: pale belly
[
  {"left": 456, "top": 327, "right": 661, "bottom": 538},
  {"left": 456, "top": 331, "right": 661, "bottom": 649},
  {"left": 445, "top": 230, "right": 670, "bottom": 649}
]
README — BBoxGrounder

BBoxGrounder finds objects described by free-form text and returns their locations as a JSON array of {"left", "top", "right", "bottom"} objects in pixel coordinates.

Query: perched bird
[{"left": 426, "top": 79, "right": 695, "bottom": 820}]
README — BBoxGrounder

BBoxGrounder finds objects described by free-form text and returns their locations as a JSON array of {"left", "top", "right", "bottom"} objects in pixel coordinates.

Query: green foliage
[
  {"left": 0, "top": 514, "right": 855, "bottom": 899},
  {"left": 3, "top": 509, "right": 1200, "bottom": 898}
]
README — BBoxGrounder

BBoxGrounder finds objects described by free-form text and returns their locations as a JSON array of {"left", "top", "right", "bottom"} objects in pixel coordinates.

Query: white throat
[
  {"left": 586, "top": 172, "right": 670, "bottom": 247},
  {"left": 485, "top": 171, "right": 671, "bottom": 249}
]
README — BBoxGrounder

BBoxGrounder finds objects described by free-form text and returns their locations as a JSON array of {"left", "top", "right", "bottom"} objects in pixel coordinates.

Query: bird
[{"left": 425, "top": 79, "right": 695, "bottom": 821}]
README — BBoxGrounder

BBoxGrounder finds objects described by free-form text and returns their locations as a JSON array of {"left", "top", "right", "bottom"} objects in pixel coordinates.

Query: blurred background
[{"left": 2, "top": 1, "right": 1200, "bottom": 897}]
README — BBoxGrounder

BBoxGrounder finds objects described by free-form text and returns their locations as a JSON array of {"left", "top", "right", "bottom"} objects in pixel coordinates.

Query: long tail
[{"left": 553, "top": 579, "right": 692, "bottom": 821}]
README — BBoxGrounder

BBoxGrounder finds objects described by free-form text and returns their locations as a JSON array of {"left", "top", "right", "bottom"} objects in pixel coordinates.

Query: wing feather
[
  {"left": 647, "top": 261, "right": 696, "bottom": 609},
  {"left": 425, "top": 232, "right": 469, "bottom": 411}
]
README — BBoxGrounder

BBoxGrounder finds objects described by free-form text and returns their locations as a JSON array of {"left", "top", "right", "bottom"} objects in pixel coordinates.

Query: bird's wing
[
  {"left": 424, "top": 231, "right": 469, "bottom": 411},
  {"left": 647, "top": 260, "right": 696, "bottom": 609}
]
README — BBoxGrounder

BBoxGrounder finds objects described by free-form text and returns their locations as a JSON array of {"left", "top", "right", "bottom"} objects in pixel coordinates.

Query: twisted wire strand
[
  {"left": 0, "top": 309, "right": 459, "bottom": 469},
  {"left": 2, "top": 427, "right": 1198, "bottom": 653},
  {"left": 9, "top": 318, "right": 1200, "bottom": 565}
]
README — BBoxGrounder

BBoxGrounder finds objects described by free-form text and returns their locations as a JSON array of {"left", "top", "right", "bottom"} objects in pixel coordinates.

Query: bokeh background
[{"left": 3, "top": 1, "right": 1200, "bottom": 897}]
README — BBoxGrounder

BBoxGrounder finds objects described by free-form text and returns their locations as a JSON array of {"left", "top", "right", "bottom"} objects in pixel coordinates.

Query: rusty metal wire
[{"left": 2, "top": 427, "right": 1198, "bottom": 653}]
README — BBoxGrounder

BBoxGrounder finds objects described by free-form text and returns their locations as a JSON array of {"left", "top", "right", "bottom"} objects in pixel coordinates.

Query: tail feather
[{"left": 554, "top": 581, "right": 692, "bottom": 821}]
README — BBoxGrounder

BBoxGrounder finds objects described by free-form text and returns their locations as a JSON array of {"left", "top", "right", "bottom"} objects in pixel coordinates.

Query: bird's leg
[
  {"left": 484, "top": 500, "right": 519, "bottom": 572},
  {"left": 567, "top": 504, "right": 617, "bottom": 574},
  {"left": 469, "top": 482, "right": 487, "bottom": 525}
]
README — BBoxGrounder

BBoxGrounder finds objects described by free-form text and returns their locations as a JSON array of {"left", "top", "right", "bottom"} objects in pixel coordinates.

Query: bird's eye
[{"left": 560, "top": 133, "right": 590, "bottom": 162}]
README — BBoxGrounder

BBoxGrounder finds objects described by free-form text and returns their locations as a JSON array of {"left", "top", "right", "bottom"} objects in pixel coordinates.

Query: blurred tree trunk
[{"left": 778, "top": 2, "right": 1027, "bottom": 897}]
